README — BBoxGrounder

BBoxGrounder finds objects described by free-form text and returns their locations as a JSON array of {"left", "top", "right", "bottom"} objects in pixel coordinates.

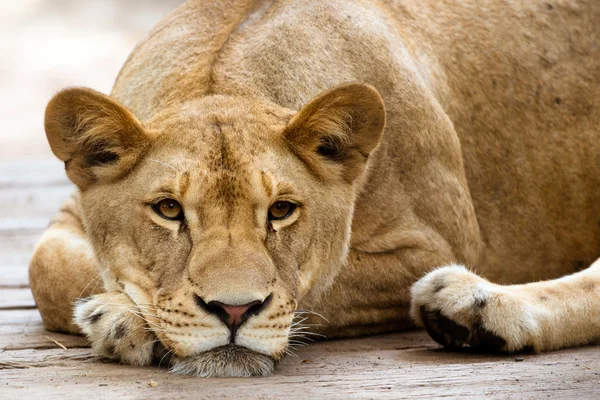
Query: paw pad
[{"left": 419, "top": 306, "right": 507, "bottom": 351}]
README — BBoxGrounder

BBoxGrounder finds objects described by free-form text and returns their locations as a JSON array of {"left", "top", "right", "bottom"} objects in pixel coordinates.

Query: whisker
[
  {"left": 78, "top": 274, "right": 102, "bottom": 299},
  {"left": 147, "top": 158, "right": 182, "bottom": 173},
  {"left": 291, "top": 322, "right": 324, "bottom": 328},
  {"left": 282, "top": 348, "right": 300, "bottom": 360},
  {"left": 99, "top": 302, "right": 159, "bottom": 320},
  {"left": 157, "top": 348, "right": 175, "bottom": 369},
  {"left": 287, "top": 340, "right": 310, "bottom": 346},
  {"left": 141, "top": 338, "right": 163, "bottom": 348},
  {"left": 291, "top": 316, "right": 308, "bottom": 325},
  {"left": 274, "top": 155, "right": 295, "bottom": 177},
  {"left": 144, "top": 326, "right": 170, "bottom": 334},
  {"left": 104, "top": 303, "right": 156, "bottom": 323},
  {"left": 288, "top": 332, "right": 316, "bottom": 340},
  {"left": 290, "top": 331, "right": 326, "bottom": 338},
  {"left": 294, "top": 310, "right": 330, "bottom": 324}
]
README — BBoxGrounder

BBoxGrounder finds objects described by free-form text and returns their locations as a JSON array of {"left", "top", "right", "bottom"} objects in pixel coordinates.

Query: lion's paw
[
  {"left": 411, "top": 265, "right": 540, "bottom": 352},
  {"left": 74, "top": 292, "right": 157, "bottom": 365}
]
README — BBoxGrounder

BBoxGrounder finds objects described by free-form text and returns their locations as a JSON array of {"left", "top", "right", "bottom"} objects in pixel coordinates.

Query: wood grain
[
  {"left": 0, "top": 310, "right": 88, "bottom": 350},
  {"left": 0, "top": 265, "right": 29, "bottom": 288},
  {"left": 1, "top": 342, "right": 599, "bottom": 399},
  {"left": 0, "top": 230, "right": 42, "bottom": 267},
  {"left": 0, "top": 288, "right": 36, "bottom": 310},
  {"left": 0, "top": 160, "right": 69, "bottom": 188}
]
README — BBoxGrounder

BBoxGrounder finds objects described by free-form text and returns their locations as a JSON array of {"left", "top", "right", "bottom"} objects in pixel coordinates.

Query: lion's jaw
[{"left": 45, "top": 86, "right": 385, "bottom": 376}]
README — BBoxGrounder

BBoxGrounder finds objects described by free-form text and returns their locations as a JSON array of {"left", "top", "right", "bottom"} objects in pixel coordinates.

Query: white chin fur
[{"left": 170, "top": 345, "right": 275, "bottom": 377}]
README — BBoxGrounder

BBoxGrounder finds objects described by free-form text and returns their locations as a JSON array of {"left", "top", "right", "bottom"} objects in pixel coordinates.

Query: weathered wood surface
[
  {"left": 0, "top": 310, "right": 88, "bottom": 351},
  {"left": 1, "top": 337, "right": 599, "bottom": 399},
  {"left": 0, "top": 159, "right": 599, "bottom": 399},
  {"left": 0, "top": 289, "right": 36, "bottom": 310}
]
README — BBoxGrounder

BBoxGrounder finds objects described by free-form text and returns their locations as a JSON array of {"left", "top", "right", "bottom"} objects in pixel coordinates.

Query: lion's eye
[
  {"left": 268, "top": 201, "right": 296, "bottom": 221},
  {"left": 153, "top": 199, "right": 183, "bottom": 221}
]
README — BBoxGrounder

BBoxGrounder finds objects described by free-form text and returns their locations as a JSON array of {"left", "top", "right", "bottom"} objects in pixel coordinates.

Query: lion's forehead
[{"left": 140, "top": 134, "right": 276, "bottom": 225}]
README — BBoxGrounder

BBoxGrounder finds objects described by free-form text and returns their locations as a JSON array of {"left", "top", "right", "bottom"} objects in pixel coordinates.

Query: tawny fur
[{"left": 29, "top": 0, "right": 600, "bottom": 376}]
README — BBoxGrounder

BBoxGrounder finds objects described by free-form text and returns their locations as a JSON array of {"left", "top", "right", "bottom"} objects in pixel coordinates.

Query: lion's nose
[{"left": 195, "top": 294, "right": 272, "bottom": 338}]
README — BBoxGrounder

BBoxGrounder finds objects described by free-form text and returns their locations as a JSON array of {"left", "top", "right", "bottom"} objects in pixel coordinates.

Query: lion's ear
[
  {"left": 45, "top": 87, "right": 151, "bottom": 190},
  {"left": 283, "top": 83, "right": 386, "bottom": 183}
]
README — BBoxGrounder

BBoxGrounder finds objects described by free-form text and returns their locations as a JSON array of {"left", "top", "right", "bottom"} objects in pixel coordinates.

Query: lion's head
[{"left": 44, "top": 83, "right": 385, "bottom": 376}]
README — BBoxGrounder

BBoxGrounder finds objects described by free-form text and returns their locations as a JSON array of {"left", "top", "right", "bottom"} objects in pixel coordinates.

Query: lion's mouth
[{"left": 169, "top": 344, "right": 275, "bottom": 377}]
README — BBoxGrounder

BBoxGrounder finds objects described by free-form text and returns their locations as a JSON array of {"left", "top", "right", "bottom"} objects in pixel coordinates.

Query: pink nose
[
  {"left": 195, "top": 295, "right": 272, "bottom": 338},
  {"left": 215, "top": 301, "right": 262, "bottom": 329}
]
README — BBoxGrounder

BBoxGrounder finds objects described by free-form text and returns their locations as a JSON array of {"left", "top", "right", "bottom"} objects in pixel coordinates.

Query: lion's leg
[
  {"left": 411, "top": 261, "right": 600, "bottom": 352},
  {"left": 29, "top": 192, "right": 104, "bottom": 334},
  {"left": 29, "top": 193, "right": 162, "bottom": 363}
]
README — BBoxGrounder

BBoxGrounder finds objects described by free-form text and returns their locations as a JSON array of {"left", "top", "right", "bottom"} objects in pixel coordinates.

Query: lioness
[{"left": 30, "top": 0, "right": 600, "bottom": 377}]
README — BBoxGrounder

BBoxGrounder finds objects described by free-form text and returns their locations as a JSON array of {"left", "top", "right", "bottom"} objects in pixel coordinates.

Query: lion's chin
[{"left": 170, "top": 345, "right": 275, "bottom": 377}]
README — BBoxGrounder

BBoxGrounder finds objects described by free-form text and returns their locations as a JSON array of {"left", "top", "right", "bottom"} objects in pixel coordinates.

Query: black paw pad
[
  {"left": 469, "top": 324, "right": 506, "bottom": 351},
  {"left": 420, "top": 306, "right": 469, "bottom": 348},
  {"left": 420, "top": 306, "right": 507, "bottom": 352}
]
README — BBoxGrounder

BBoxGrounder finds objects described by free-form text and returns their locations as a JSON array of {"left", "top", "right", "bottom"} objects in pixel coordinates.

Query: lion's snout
[{"left": 194, "top": 293, "right": 273, "bottom": 339}]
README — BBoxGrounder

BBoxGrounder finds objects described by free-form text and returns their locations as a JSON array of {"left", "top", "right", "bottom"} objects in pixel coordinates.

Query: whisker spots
[
  {"left": 267, "top": 309, "right": 295, "bottom": 320},
  {"left": 250, "top": 323, "right": 291, "bottom": 330}
]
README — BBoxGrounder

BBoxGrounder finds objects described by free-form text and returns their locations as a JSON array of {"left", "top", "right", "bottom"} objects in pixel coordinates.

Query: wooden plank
[
  {"left": 0, "top": 160, "right": 73, "bottom": 268},
  {"left": 0, "top": 326, "right": 89, "bottom": 351},
  {"left": 0, "top": 309, "right": 88, "bottom": 350},
  {"left": 0, "top": 265, "right": 29, "bottom": 288},
  {"left": 0, "top": 309, "right": 42, "bottom": 326},
  {"left": 0, "top": 288, "right": 36, "bottom": 310},
  {"left": 0, "top": 159, "right": 69, "bottom": 188},
  {"left": 0, "top": 172, "right": 72, "bottom": 267},
  {"left": 0, "top": 185, "right": 73, "bottom": 226},
  {"left": 0, "top": 341, "right": 599, "bottom": 399},
  {"left": 0, "top": 230, "right": 42, "bottom": 267},
  {"left": 0, "top": 326, "right": 88, "bottom": 351}
]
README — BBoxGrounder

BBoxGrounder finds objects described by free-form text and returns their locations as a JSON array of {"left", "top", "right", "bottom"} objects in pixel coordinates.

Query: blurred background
[{"left": 0, "top": 0, "right": 185, "bottom": 160}]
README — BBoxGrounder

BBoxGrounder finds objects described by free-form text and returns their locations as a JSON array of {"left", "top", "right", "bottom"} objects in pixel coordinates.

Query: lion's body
[{"left": 30, "top": 0, "right": 600, "bottom": 376}]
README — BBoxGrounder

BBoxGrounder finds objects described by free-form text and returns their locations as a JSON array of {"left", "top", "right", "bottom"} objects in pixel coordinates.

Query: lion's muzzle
[{"left": 194, "top": 293, "right": 273, "bottom": 340}]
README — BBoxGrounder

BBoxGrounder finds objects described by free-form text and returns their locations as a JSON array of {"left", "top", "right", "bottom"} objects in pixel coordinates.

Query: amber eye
[
  {"left": 268, "top": 201, "right": 297, "bottom": 221},
  {"left": 153, "top": 199, "right": 183, "bottom": 221}
]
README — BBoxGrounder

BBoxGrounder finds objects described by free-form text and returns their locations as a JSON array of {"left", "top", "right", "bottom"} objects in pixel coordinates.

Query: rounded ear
[
  {"left": 283, "top": 83, "right": 386, "bottom": 183},
  {"left": 45, "top": 87, "right": 151, "bottom": 189}
]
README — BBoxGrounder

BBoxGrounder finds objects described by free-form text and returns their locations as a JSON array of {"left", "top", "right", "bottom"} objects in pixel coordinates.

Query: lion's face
[{"left": 44, "top": 84, "right": 385, "bottom": 376}]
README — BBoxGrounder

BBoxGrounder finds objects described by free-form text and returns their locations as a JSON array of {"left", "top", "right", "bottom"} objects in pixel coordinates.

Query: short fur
[{"left": 30, "top": 0, "right": 600, "bottom": 376}]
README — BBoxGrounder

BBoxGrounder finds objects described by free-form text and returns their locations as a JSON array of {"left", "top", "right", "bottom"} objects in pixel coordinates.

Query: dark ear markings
[
  {"left": 85, "top": 150, "right": 120, "bottom": 167},
  {"left": 84, "top": 140, "right": 121, "bottom": 167},
  {"left": 44, "top": 87, "right": 151, "bottom": 189},
  {"left": 317, "top": 135, "right": 347, "bottom": 162},
  {"left": 283, "top": 83, "right": 386, "bottom": 183}
]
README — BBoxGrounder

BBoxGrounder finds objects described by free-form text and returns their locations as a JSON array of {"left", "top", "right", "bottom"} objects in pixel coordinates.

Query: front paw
[
  {"left": 410, "top": 265, "right": 539, "bottom": 352},
  {"left": 74, "top": 292, "right": 158, "bottom": 365}
]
